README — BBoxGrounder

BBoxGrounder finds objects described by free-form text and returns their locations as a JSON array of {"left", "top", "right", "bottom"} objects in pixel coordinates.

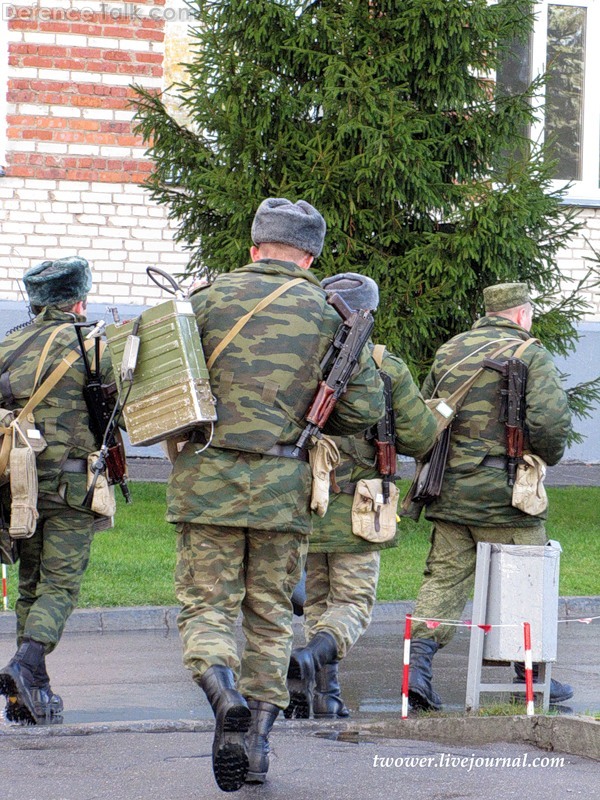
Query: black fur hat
[{"left": 23, "top": 256, "right": 92, "bottom": 308}]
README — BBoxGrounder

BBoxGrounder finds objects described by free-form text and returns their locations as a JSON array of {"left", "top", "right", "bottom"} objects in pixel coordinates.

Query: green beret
[
  {"left": 23, "top": 257, "right": 92, "bottom": 308},
  {"left": 483, "top": 282, "right": 531, "bottom": 313}
]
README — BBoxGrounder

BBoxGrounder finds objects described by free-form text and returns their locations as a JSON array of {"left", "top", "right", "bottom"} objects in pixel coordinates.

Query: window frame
[
  {"left": 0, "top": 11, "right": 8, "bottom": 170},
  {"left": 531, "top": 0, "right": 600, "bottom": 204}
]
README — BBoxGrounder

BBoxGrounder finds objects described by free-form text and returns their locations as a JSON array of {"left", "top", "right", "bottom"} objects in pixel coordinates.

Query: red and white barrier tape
[
  {"left": 523, "top": 622, "right": 535, "bottom": 716},
  {"left": 409, "top": 614, "right": 599, "bottom": 631},
  {"left": 401, "top": 613, "right": 412, "bottom": 719},
  {"left": 1, "top": 564, "right": 7, "bottom": 612}
]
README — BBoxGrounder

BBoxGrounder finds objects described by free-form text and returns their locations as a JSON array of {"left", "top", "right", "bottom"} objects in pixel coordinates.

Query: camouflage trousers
[
  {"left": 15, "top": 497, "right": 95, "bottom": 653},
  {"left": 304, "top": 551, "right": 380, "bottom": 659},
  {"left": 175, "top": 522, "right": 307, "bottom": 709},
  {"left": 412, "top": 519, "right": 547, "bottom": 647}
]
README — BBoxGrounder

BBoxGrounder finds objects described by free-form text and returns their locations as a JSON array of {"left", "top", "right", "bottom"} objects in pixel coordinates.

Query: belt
[
  {"left": 188, "top": 433, "right": 309, "bottom": 463},
  {"left": 263, "top": 443, "right": 309, "bottom": 463},
  {"left": 339, "top": 482, "right": 357, "bottom": 496},
  {"left": 481, "top": 455, "right": 508, "bottom": 470},
  {"left": 62, "top": 458, "right": 88, "bottom": 474}
]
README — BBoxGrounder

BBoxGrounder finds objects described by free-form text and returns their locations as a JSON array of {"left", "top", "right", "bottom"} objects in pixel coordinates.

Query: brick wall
[
  {"left": 0, "top": 0, "right": 599, "bottom": 320},
  {"left": 556, "top": 208, "right": 600, "bottom": 320},
  {"left": 0, "top": 176, "right": 188, "bottom": 304},
  {"left": 5, "top": 0, "right": 162, "bottom": 183},
  {"left": 0, "top": 0, "right": 189, "bottom": 305}
]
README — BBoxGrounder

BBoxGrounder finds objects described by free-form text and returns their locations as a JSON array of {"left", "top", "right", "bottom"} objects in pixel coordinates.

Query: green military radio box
[{"left": 105, "top": 299, "right": 217, "bottom": 446}]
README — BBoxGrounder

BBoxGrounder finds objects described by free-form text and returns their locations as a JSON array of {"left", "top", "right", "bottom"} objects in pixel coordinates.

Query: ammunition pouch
[
  {"left": 351, "top": 478, "right": 399, "bottom": 543},
  {"left": 309, "top": 435, "right": 341, "bottom": 518},
  {"left": 8, "top": 423, "right": 39, "bottom": 539},
  {"left": 163, "top": 434, "right": 189, "bottom": 464},
  {"left": 0, "top": 496, "right": 17, "bottom": 564},
  {"left": 0, "top": 407, "right": 15, "bottom": 486},
  {"left": 87, "top": 451, "right": 117, "bottom": 518},
  {"left": 511, "top": 454, "right": 548, "bottom": 516}
]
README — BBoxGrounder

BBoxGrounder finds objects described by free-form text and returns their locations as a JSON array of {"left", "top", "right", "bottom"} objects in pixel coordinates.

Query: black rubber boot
[
  {"left": 5, "top": 658, "right": 64, "bottom": 725},
  {"left": 513, "top": 662, "right": 574, "bottom": 703},
  {"left": 0, "top": 639, "right": 46, "bottom": 725},
  {"left": 313, "top": 662, "right": 350, "bottom": 718},
  {"left": 408, "top": 638, "right": 443, "bottom": 711},
  {"left": 284, "top": 631, "right": 338, "bottom": 719},
  {"left": 245, "top": 700, "right": 279, "bottom": 784},
  {"left": 199, "top": 665, "right": 251, "bottom": 792}
]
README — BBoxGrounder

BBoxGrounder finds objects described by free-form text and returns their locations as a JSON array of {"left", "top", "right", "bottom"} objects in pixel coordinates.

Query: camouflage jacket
[
  {"left": 421, "top": 315, "right": 572, "bottom": 527},
  {"left": 0, "top": 308, "right": 113, "bottom": 510},
  {"left": 310, "top": 347, "right": 438, "bottom": 553},
  {"left": 166, "top": 259, "right": 385, "bottom": 535}
]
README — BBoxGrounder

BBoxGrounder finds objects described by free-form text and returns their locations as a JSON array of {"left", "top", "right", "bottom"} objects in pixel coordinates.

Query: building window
[{"left": 531, "top": 0, "right": 600, "bottom": 203}]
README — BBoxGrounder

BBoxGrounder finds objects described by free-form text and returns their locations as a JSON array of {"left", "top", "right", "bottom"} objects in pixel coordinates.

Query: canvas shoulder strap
[
  {"left": 1, "top": 324, "right": 86, "bottom": 477},
  {"left": 32, "top": 323, "right": 72, "bottom": 391},
  {"left": 0, "top": 338, "right": 94, "bottom": 476},
  {"left": 16, "top": 339, "right": 94, "bottom": 423},
  {"left": 433, "top": 337, "right": 538, "bottom": 408},
  {"left": 372, "top": 344, "right": 386, "bottom": 368},
  {"left": 206, "top": 277, "right": 305, "bottom": 370}
]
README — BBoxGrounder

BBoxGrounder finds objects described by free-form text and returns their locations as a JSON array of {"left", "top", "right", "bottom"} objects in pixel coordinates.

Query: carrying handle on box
[{"left": 146, "top": 266, "right": 185, "bottom": 301}]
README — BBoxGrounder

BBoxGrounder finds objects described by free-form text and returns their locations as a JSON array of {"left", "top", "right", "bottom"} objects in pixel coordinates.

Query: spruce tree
[{"left": 133, "top": 0, "right": 598, "bottom": 417}]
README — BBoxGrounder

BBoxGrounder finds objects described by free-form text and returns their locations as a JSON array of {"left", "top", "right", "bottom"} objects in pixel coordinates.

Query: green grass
[
  {"left": 3, "top": 482, "right": 177, "bottom": 609},
  {"left": 78, "top": 482, "right": 178, "bottom": 607},
  {"left": 2, "top": 483, "right": 599, "bottom": 609}
]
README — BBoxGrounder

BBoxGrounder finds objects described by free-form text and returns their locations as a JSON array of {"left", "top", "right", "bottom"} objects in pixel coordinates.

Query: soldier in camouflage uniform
[
  {"left": 408, "top": 283, "right": 573, "bottom": 711},
  {"left": 167, "top": 199, "right": 384, "bottom": 791},
  {"left": 0, "top": 257, "right": 113, "bottom": 725},
  {"left": 285, "top": 273, "right": 437, "bottom": 720}
]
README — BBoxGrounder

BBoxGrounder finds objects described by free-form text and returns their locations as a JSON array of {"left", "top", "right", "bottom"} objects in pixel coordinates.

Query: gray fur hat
[
  {"left": 24, "top": 256, "right": 92, "bottom": 308},
  {"left": 321, "top": 272, "right": 380, "bottom": 311},
  {"left": 251, "top": 197, "right": 326, "bottom": 257}
]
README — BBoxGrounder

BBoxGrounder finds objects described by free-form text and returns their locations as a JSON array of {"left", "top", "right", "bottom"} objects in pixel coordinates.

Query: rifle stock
[
  {"left": 76, "top": 323, "right": 131, "bottom": 506},
  {"left": 294, "top": 295, "right": 375, "bottom": 451},
  {"left": 483, "top": 355, "right": 528, "bottom": 487},
  {"left": 373, "top": 371, "right": 397, "bottom": 504}
]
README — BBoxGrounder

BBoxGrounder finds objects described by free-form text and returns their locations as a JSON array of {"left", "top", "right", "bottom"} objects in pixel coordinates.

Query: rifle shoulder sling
[
  {"left": 441, "top": 339, "right": 531, "bottom": 410},
  {"left": 512, "top": 337, "right": 539, "bottom": 360}
]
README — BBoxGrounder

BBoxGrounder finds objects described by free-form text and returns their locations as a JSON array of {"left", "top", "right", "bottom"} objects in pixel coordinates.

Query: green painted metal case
[{"left": 105, "top": 299, "right": 217, "bottom": 446}]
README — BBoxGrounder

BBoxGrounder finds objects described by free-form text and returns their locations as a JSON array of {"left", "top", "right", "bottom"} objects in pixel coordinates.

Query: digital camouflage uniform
[
  {"left": 306, "top": 347, "right": 437, "bottom": 658},
  {"left": 412, "top": 313, "right": 572, "bottom": 646},
  {"left": 167, "top": 259, "right": 385, "bottom": 709},
  {"left": 0, "top": 308, "right": 113, "bottom": 652}
]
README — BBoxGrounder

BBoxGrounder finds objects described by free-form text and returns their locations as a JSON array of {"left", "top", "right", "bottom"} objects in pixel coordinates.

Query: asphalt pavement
[
  {"left": 0, "top": 457, "right": 598, "bottom": 799},
  {"left": 124, "top": 456, "right": 600, "bottom": 486},
  {"left": 0, "top": 601, "right": 598, "bottom": 799}
]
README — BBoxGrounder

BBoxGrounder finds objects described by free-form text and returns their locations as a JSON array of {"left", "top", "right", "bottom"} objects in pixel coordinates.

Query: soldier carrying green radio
[{"left": 166, "top": 199, "right": 385, "bottom": 792}]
